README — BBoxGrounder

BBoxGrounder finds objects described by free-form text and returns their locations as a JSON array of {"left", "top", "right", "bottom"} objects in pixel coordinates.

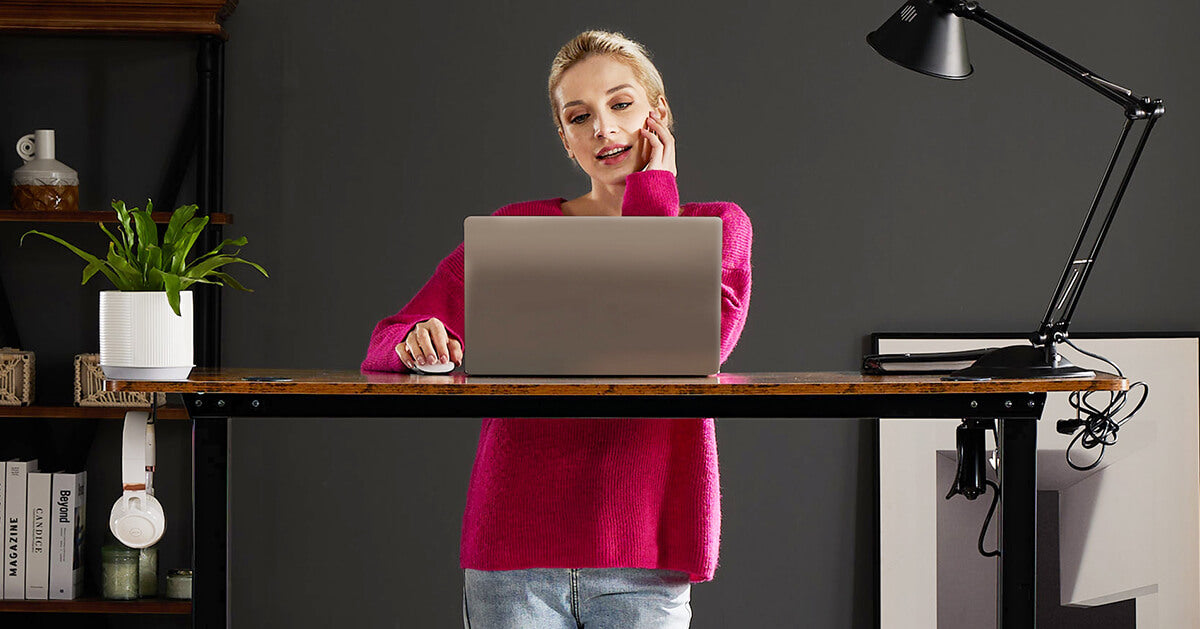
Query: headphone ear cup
[{"left": 109, "top": 491, "right": 166, "bottom": 548}]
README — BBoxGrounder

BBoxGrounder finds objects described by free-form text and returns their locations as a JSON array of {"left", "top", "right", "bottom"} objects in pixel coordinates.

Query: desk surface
[{"left": 107, "top": 368, "right": 1127, "bottom": 396}]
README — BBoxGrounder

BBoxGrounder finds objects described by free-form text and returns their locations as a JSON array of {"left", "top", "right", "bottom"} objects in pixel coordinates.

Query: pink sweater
[{"left": 361, "top": 170, "right": 753, "bottom": 582}]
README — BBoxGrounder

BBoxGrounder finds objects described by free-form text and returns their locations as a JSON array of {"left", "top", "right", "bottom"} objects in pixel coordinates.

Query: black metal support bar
[
  {"left": 192, "top": 36, "right": 226, "bottom": 629},
  {"left": 210, "top": 41, "right": 225, "bottom": 368},
  {"left": 997, "top": 417, "right": 1038, "bottom": 629},
  {"left": 195, "top": 36, "right": 224, "bottom": 369},
  {"left": 214, "top": 41, "right": 225, "bottom": 220},
  {"left": 196, "top": 37, "right": 215, "bottom": 227},
  {"left": 192, "top": 416, "right": 228, "bottom": 629},
  {"left": 181, "top": 392, "right": 1047, "bottom": 420}
]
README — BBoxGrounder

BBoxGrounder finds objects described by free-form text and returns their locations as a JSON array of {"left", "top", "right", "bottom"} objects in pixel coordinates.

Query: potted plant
[{"left": 21, "top": 199, "right": 267, "bottom": 380}]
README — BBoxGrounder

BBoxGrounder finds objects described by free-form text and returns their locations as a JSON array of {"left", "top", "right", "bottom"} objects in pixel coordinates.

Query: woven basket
[
  {"left": 74, "top": 353, "right": 163, "bottom": 407},
  {"left": 0, "top": 347, "right": 34, "bottom": 406}
]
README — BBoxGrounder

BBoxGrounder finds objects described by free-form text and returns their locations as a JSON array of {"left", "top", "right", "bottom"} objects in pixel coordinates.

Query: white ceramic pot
[{"left": 99, "top": 291, "right": 194, "bottom": 380}]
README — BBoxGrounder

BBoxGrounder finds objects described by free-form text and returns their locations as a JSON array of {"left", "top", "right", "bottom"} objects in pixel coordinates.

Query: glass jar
[
  {"left": 101, "top": 544, "right": 139, "bottom": 600},
  {"left": 139, "top": 546, "right": 158, "bottom": 597},
  {"left": 166, "top": 569, "right": 193, "bottom": 600}
]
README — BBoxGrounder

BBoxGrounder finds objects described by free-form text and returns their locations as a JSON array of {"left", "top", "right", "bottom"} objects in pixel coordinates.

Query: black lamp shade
[{"left": 867, "top": 0, "right": 973, "bottom": 79}]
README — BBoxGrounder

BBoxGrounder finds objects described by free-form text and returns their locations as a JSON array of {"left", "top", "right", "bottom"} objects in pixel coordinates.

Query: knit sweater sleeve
[
  {"left": 625, "top": 169, "right": 753, "bottom": 366},
  {"left": 360, "top": 245, "right": 466, "bottom": 373},
  {"left": 621, "top": 170, "right": 680, "bottom": 217},
  {"left": 712, "top": 203, "right": 753, "bottom": 366},
  {"left": 361, "top": 201, "right": 557, "bottom": 373}
]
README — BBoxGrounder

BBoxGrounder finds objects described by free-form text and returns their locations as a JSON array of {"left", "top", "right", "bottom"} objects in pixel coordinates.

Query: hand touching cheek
[{"left": 639, "top": 110, "right": 677, "bottom": 176}]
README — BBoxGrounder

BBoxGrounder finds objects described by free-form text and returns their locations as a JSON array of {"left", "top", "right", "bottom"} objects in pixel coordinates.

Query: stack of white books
[{"left": 1, "top": 460, "right": 86, "bottom": 600}]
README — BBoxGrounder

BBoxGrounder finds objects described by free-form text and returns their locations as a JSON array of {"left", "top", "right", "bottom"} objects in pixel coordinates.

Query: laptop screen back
[{"left": 464, "top": 216, "right": 722, "bottom": 376}]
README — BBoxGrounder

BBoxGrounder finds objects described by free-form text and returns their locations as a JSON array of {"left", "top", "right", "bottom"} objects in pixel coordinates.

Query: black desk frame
[{"left": 183, "top": 390, "right": 1046, "bottom": 629}]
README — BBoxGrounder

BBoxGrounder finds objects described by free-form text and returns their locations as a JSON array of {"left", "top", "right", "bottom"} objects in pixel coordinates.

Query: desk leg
[
  {"left": 193, "top": 416, "right": 229, "bottom": 629},
  {"left": 996, "top": 417, "right": 1037, "bottom": 629}
]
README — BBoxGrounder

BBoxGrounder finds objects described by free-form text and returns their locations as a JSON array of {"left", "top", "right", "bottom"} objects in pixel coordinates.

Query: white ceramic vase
[{"left": 99, "top": 291, "right": 194, "bottom": 380}]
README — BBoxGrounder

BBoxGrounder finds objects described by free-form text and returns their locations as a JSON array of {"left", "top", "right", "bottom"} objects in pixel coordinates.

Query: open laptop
[{"left": 464, "top": 216, "right": 723, "bottom": 376}]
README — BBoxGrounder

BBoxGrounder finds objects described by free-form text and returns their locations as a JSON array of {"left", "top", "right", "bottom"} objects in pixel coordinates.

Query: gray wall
[{"left": 1, "top": 0, "right": 1195, "bottom": 626}]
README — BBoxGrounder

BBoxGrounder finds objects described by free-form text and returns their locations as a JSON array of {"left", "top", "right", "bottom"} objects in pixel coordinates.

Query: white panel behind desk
[{"left": 878, "top": 335, "right": 1199, "bottom": 629}]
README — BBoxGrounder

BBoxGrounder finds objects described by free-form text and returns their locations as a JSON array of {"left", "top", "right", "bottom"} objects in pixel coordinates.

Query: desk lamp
[{"left": 867, "top": 0, "right": 1164, "bottom": 380}]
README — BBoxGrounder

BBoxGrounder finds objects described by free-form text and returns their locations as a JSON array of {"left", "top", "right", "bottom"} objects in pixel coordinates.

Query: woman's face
[{"left": 556, "top": 54, "right": 668, "bottom": 186}]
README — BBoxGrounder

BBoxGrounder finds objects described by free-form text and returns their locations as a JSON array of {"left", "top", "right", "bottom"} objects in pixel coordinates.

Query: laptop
[{"left": 464, "top": 216, "right": 723, "bottom": 376}]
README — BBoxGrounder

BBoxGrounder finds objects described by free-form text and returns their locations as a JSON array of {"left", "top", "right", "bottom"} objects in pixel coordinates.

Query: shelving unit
[
  {"left": 0, "top": 597, "right": 192, "bottom": 614},
  {"left": 0, "top": 210, "right": 232, "bottom": 225},
  {"left": 0, "top": 2, "right": 235, "bottom": 626},
  {"left": 0, "top": 404, "right": 190, "bottom": 420},
  {"left": 0, "top": 1, "right": 235, "bottom": 36}
]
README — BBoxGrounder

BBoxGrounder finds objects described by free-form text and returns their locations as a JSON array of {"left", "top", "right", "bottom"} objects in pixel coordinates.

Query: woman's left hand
[{"left": 640, "top": 110, "right": 677, "bottom": 176}]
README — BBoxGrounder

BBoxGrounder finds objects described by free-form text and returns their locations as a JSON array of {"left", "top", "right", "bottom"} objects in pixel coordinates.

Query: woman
[{"left": 362, "top": 30, "right": 752, "bottom": 628}]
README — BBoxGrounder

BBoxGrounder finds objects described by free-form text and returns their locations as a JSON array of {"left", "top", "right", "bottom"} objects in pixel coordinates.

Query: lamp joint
[{"left": 1126, "top": 98, "right": 1164, "bottom": 121}]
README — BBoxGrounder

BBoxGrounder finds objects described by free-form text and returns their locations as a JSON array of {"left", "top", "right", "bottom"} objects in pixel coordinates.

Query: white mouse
[{"left": 411, "top": 360, "right": 456, "bottom": 374}]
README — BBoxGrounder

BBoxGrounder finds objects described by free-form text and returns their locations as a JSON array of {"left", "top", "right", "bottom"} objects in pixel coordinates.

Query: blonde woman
[{"left": 363, "top": 30, "right": 753, "bottom": 628}]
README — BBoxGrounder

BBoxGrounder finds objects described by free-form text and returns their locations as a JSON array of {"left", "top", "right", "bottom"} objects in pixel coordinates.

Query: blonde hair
[{"left": 548, "top": 30, "right": 674, "bottom": 134}]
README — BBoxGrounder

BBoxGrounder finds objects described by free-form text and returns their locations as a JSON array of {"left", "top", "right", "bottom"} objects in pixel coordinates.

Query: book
[
  {"left": 862, "top": 348, "right": 995, "bottom": 375},
  {"left": 49, "top": 471, "right": 86, "bottom": 600},
  {"left": 4, "top": 458, "right": 38, "bottom": 599},
  {"left": 25, "top": 471, "right": 54, "bottom": 599},
  {"left": 0, "top": 459, "right": 5, "bottom": 600}
]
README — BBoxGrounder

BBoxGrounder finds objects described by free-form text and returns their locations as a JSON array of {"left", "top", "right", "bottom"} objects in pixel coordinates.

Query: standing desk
[{"left": 108, "top": 369, "right": 1127, "bottom": 629}]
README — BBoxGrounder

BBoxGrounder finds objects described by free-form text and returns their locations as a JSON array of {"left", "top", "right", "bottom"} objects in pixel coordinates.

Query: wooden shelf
[
  {"left": 0, "top": 210, "right": 231, "bottom": 225},
  {"left": 0, "top": 596, "right": 192, "bottom": 614},
  {"left": 0, "top": 404, "right": 189, "bottom": 420},
  {"left": 0, "top": 0, "right": 237, "bottom": 38}
]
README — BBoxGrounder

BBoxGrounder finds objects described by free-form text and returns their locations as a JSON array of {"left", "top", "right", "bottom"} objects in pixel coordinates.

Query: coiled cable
[{"left": 1057, "top": 338, "right": 1149, "bottom": 471}]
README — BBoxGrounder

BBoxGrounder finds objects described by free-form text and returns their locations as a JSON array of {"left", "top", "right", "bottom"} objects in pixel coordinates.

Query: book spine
[
  {"left": 49, "top": 471, "right": 85, "bottom": 600},
  {"left": 0, "top": 459, "right": 5, "bottom": 600},
  {"left": 5, "top": 459, "right": 37, "bottom": 599},
  {"left": 73, "top": 472, "right": 86, "bottom": 597},
  {"left": 25, "top": 472, "right": 53, "bottom": 599}
]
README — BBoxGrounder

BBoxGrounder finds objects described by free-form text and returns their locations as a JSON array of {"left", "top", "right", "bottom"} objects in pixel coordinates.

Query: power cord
[
  {"left": 1055, "top": 338, "right": 1149, "bottom": 471},
  {"left": 977, "top": 479, "right": 1001, "bottom": 557},
  {"left": 946, "top": 419, "right": 1001, "bottom": 558}
]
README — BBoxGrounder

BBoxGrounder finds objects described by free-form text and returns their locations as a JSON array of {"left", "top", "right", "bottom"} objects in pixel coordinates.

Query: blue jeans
[{"left": 463, "top": 568, "right": 692, "bottom": 628}]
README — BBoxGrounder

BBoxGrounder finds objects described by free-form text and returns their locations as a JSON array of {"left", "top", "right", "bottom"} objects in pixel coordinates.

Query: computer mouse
[{"left": 411, "top": 360, "right": 456, "bottom": 374}]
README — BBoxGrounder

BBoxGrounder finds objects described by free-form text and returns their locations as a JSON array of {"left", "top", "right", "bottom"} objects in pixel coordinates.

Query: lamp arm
[
  {"left": 949, "top": 1, "right": 1163, "bottom": 120},
  {"left": 946, "top": 1, "right": 1164, "bottom": 356},
  {"left": 1033, "top": 115, "right": 1159, "bottom": 347}
]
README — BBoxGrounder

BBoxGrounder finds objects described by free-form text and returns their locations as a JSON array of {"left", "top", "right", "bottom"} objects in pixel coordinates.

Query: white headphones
[{"left": 109, "top": 410, "right": 166, "bottom": 548}]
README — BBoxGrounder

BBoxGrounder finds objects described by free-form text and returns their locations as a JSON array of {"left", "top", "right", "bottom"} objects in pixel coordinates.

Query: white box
[
  {"left": 5, "top": 458, "right": 38, "bottom": 598},
  {"left": 24, "top": 471, "right": 53, "bottom": 599},
  {"left": 49, "top": 471, "right": 86, "bottom": 600}
]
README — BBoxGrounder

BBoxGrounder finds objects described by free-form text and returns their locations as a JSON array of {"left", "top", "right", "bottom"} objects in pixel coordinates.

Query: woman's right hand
[
  {"left": 639, "top": 109, "right": 676, "bottom": 176},
  {"left": 395, "top": 317, "right": 462, "bottom": 369}
]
